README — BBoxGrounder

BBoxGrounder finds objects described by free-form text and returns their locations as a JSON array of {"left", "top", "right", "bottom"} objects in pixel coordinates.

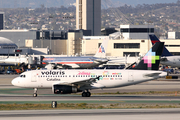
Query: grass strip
[
  {"left": 1, "top": 88, "right": 180, "bottom": 96},
  {"left": 1, "top": 102, "right": 180, "bottom": 110},
  {"left": 90, "top": 91, "right": 180, "bottom": 95}
]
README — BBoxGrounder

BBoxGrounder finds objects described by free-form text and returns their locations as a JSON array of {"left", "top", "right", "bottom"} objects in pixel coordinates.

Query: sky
[
  {"left": 0, "top": 0, "right": 178, "bottom": 8},
  {"left": 123, "top": 0, "right": 178, "bottom": 6}
]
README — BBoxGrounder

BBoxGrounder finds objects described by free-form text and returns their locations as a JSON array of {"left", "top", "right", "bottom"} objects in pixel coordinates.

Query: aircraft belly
[{"left": 96, "top": 79, "right": 128, "bottom": 88}]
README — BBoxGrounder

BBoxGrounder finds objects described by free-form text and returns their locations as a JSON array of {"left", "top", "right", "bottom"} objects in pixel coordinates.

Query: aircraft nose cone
[{"left": 11, "top": 78, "right": 18, "bottom": 86}]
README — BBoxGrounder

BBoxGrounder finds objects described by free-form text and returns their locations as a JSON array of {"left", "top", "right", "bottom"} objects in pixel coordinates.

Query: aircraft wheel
[
  {"left": 86, "top": 92, "right": 91, "bottom": 97},
  {"left": 82, "top": 92, "right": 87, "bottom": 97},
  {"left": 33, "top": 93, "right": 37, "bottom": 97}
]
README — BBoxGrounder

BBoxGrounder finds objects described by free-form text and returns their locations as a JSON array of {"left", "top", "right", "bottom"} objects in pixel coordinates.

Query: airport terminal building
[{"left": 1, "top": 25, "right": 180, "bottom": 57}]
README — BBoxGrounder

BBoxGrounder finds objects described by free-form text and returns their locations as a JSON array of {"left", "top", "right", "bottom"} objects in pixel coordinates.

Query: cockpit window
[{"left": 20, "top": 75, "right": 26, "bottom": 78}]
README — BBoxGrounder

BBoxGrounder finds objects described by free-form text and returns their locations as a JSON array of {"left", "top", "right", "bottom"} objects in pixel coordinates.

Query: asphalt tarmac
[
  {"left": 1, "top": 74, "right": 180, "bottom": 100},
  {"left": 1, "top": 109, "right": 180, "bottom": 120},
  {"left": 1, "top": 74, "right": 180, "bottom": 120}
]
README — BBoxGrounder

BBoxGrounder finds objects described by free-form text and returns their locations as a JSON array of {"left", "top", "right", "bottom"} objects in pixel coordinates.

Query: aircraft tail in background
[
  {"left": 149, "top": 35, "right": 172, "bottom": 56},
  {"left": 133, "top": 42, "right": 164, "bottom": 70},
  {"left": 94, "top": 37, "right": 109, "bottom": 58}
]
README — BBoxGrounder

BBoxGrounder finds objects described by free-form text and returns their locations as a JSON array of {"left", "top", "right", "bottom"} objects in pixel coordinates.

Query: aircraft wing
[
  {"left": 71, "top": 76, "right": 100, "bottom": 86},
  {"left": 45, "top": 63, "right": 80, "bottom": 69},
  {"left": 143, "top": 73, "right": 161, "bottom": 77},
  {"left": 90, "top": 58, "right": 108, "bottom": 64},
  {"left": 53, "top": 76, "right": 101, "bottom": 89},
  {"left": 60, "top": 64, "right": 80, "bottom": 69}
]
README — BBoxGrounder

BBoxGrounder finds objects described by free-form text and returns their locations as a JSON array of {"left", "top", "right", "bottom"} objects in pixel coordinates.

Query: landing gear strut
[
  {"left": 33, "top": 88, "right": 38, "bottom": 97},
  {"left": 82, "top": 90, "right": 91, "bottom": 97}
]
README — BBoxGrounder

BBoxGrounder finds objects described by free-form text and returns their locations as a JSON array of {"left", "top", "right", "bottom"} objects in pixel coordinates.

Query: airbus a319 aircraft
[
  {"left": 11, "top": 42, "right": 167, "bottom": 97},
  {"left": 150, "top": 35, "right": 180, "bottom": 67},
  {"left": 42, "top": 37, "right": 109, "bottom": 69}
]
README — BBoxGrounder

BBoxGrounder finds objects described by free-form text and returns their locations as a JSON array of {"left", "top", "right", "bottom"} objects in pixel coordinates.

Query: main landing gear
[
  {"left": 33, "top": 88, "right": 38, "bottom": 97},
  {"left": 82, "top": 90, "right": 91, "bottom": 97}
]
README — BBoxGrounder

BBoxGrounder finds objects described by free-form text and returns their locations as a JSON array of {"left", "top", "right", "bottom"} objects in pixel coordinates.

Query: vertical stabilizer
[
  {"left": 94, "top": 37, "right": 109, "bottom": 58},
  {"left": 133, "top": 42, "right": 164, "bottom": 70},
  {"left": 149, "top": 35, "right": 172, "bottom": 56}
]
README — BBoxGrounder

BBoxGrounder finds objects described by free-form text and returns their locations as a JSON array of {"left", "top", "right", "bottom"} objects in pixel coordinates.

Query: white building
[
  {"left": 168, "top": 32, "right": 180, "bottom": 39},
  {"left": 120, "top": 25, "right": 154, "bottom": 39}
]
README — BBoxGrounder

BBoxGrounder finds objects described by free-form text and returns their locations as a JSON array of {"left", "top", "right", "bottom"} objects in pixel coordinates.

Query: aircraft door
[
  {"left": 128, "top": 72, "right": 134, "bottom": 82},
  {"left": 173, "top": 59, "right": 176, "bottom": 64},
  {"left": 31, "top": 72, "right": 37, "bottom": 82}
]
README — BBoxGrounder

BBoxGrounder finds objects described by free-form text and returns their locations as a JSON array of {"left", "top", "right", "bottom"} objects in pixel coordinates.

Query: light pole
[
  {"left": 18, "top": 39, "right": 20, "bottom": 48},
  {"left": 49, "top": 15, "right": 53, "bottom": 55},
  {"left": 50, "top": 29, "right": 51, "bottom": 55}
]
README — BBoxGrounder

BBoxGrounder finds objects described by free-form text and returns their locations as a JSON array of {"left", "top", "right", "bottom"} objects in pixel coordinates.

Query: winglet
[
  {"left": 133, "top": 42, "right": 164, "bottom": 70},
  {"left": 94, "top": 37, "right": 109, "bottom": 58},
  {"left": 149, "top": 35, "right": 172, "bottom": 56}
]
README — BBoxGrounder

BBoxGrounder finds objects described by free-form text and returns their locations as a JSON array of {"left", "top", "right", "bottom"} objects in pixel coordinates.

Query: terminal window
[
  {"left": 123, "top": 52, "right": 140, "bottom": 57},
  {"left": 114, "top": 43, "right": 140, "bottom": 49},
  {"left": 121, "top": 28, "right": 154, "bottom": 33}
]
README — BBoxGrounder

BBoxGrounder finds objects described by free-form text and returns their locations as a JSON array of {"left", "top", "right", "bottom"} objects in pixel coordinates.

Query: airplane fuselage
[
  {"left": 161, "top": 56, "right": 180, "bottom": 67},
  {"left": 0, "top": 57, "right": 28, "bottom": 65},
  {"left": 12, "top": 69, "right": 167, "bottom": 90},
  {"left": 42, "top": 56, "right": 108, "bottom": 68}
]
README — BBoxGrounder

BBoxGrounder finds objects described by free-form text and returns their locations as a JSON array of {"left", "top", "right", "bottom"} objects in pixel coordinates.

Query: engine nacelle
[{"left": 53, "top": 85, "right": 81, "bottom": 94}]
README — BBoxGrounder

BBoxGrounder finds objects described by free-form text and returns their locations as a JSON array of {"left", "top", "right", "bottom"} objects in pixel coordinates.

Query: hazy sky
[
  {"left": 123, "top": 0, "right": 178, "bottom": 6},
  {"left": 0, "top": 0, "right": 178, "bottom": 8}
]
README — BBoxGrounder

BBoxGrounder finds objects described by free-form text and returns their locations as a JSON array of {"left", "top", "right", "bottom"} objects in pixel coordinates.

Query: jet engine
[{"left": 53, "top": 85, "right": 81, "bottom": 94}]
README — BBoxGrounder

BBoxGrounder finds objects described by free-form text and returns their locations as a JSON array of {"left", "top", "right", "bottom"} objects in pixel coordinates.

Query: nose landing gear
[{"left": 33, "top": 88, "right": 38, "bottom": 97}]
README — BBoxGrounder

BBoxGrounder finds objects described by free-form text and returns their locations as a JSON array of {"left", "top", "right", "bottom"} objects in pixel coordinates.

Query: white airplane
[
  {"left": 150, "top": 35, "right": 180, "bottom": 68},
  {"left": 0, "top": 55, "right": 28, "bottom": 66},
  {"left": 107, "top": 55, "right": 140, "bottom": 66},
  {"left": 11, "top": 42, "right": 167, "bottom": 97},
  {"left": 0, "top": 54, "right": 44, "bottom": 67}
]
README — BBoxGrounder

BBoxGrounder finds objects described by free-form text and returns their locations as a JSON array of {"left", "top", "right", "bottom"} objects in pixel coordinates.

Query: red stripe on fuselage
[{"left": 55, "top": 61, "right": 94, "bottom": 64}]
